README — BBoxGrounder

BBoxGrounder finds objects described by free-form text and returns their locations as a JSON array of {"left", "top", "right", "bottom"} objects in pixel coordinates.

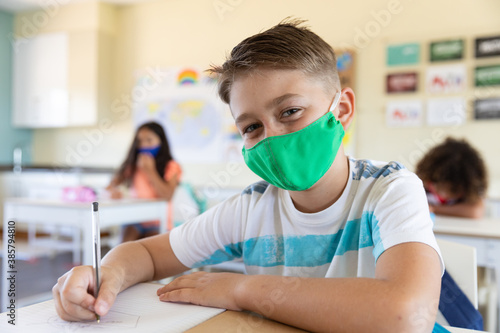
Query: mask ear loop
[{"left": 329, "top": 92, "right": 342, "bottom": 112}]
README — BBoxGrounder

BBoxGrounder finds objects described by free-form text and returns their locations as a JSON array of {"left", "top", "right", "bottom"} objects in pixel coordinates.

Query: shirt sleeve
[
  {"left": 367, "top": 169, "right": 445, "bottom": 273},
  {"left": 164, "top": 160, "right": 182, "bottom": 182},
  {"left": 169, "top": 192, "right": 246, "bottom": 268}
]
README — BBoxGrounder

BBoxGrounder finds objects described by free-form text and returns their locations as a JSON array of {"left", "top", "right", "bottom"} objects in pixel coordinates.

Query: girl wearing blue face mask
[{"left": 106, "top": 121, "right": 182, "bottom": 242}]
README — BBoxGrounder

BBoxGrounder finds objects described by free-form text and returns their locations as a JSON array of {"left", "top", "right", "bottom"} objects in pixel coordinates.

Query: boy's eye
[
  {"left": 243, "top": 123, "right": 261, "bottom": 134},
  {"left": 282, "top": 108, "right": 300, "bottom": 117}
]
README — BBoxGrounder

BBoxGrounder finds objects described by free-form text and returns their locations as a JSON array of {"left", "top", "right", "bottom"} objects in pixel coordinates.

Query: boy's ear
[{"left": 337, "top": 87, "right": 355, "bottom": 130}]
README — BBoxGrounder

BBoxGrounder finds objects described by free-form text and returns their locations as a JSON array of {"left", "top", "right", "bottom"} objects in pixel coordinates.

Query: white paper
[
  {"left": 427, "top": 98, "right": 466, "bottom": 126},
  {"left": 0, "top": 283, "right": 225, "bottom": 333},
  {"left": 386, "top": 100, "right": 423, "bottom": 127}
]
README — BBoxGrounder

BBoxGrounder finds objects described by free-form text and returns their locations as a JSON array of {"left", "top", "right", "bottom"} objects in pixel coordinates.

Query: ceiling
[{"left": 0, "top": 0, "right": 152, "bottom": 13}]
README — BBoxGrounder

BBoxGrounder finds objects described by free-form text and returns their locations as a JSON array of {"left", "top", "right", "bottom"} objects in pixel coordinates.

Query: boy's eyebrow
[
  {"left": 235, "top": 113, "right": 251, "bottom": 126},
  {"left": 267, "top": 93, "right": 302, "bottom": 109},
  {"left": 235, "top": 93, "right": 303, "bottom": 126}
]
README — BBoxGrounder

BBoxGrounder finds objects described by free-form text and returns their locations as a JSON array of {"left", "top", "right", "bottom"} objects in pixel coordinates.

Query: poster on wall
[
  {"left": 386, "top": 43, "right": 420, "bottom": 66},
  {"left": 386, "top": 100, "right": 423, "bottom": 127},
  {"left": 474, "top": 98, "right": 500, "bottom": 119},
  {"left": 427, "top": 98, "right": 466, "bottom": 126},
  {"left": 475, "top": 65, "right": 500, "bottom": 87},
  {"left": 336, "top": 49, "right": 357, "bottom": 158},
  {"left": 475, "top": 36, "right": 500, "bottom": 58},
  {"left": 133, "top": 67, "right": 243, "bottom": 164},
  {"left": 426, "top": 64, "right": 466, "bottom": 94},
  {"left": 430, "top": 39, "right": 464, "bottom": 62},
  {"left": 386, "top": 72, "right": 418, "bottom": 93},
  {"left": 337, "top": 49, "right": 356, "bottom": 90}
]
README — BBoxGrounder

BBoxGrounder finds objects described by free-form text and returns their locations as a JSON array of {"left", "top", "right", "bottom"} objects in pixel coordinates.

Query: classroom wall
[
  {"left": 0, "top": 10, "right": 32, "bottom": 165},
  {"left": 16, "top": 0, "right": 500, "bottom": 196}
]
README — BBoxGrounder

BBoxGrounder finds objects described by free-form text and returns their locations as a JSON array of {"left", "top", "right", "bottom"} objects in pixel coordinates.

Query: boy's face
[{"left": 229, "top": 69, "right": 339, "bottom": 149}]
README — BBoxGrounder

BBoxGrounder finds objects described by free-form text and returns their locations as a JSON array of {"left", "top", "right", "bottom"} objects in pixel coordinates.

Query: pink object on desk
[{"left": 62, "top": 186, "right": 96, "bottom": 202}]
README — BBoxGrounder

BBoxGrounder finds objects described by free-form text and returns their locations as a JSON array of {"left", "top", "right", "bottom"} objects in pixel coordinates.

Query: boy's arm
[
  {"left": 157, "top": 242, "right": 442, "bottom": 333},
  {"left": 53, "top": 233, "right": 188, "bottom": 321},
  {"left": 431, "top": 199, "right": 485, "bottom": 219}
]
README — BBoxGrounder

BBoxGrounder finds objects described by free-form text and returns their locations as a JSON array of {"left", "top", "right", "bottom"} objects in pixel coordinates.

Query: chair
[
  {"left": 435, "top": 238, "right": 481, "bottom": 329},
  {"left": 437, "top": 238, "right": 478, "bottom": 308},
  {"left": 171, "top": 182, "right": 207, "bottom": 229}
]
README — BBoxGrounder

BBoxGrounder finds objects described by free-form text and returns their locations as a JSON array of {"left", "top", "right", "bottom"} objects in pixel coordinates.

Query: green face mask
[{"left": 241, "top": 93, "right": 344, "bottom": 191}]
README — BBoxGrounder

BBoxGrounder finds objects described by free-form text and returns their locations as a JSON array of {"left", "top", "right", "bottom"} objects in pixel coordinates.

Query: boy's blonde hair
[{"left": 209, "top": 18, "right": 341, "bottom": 104}]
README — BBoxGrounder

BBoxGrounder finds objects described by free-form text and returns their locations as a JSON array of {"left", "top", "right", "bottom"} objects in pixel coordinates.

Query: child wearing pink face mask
[
  {"left": 106, "top": 121, "right": 182, "bottom": 241},
  {"left": 416, "top": 137, "right": 488, "bottom": 219}
]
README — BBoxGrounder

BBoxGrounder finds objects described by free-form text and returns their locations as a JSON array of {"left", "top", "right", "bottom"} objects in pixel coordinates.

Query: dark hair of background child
[
  {"left": 416, "top": 137, "right": 488, "bottom": 204},
  {"left": 115, "top": 122, "right": 174, "bottom": 186}
]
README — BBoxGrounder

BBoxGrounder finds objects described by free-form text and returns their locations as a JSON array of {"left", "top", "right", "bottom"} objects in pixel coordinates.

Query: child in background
[
  {"left": 54, "top": 20, "right": 443, "bottom": 332},
  {"left": 416, "top": 137, "right": 488, "bottom": 219},
  {"left": 107, "top": 121, "right": 182, "bottom": 241}
]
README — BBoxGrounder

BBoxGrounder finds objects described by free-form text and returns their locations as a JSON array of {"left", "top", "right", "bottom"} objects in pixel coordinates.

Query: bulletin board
[
  {"left": 384, "top": 35, "right": 500, "bottom": 128},
  {"left": 132, "top": 67, "right": 243, "bottom": 164}
]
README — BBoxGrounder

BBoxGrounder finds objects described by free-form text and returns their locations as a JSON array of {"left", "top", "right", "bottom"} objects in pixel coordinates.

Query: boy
[{"left": 53, "top": 19, "right": 443, "bottom": 332}]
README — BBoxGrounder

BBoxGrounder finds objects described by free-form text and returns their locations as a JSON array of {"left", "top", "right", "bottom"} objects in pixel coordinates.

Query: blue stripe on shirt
[{"left": 193, "top": 211, "right": 383, "bottom": 268}]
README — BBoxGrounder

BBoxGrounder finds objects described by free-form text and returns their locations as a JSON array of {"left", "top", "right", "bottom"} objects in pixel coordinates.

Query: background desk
[
  {"left": 1, "top": 198, "right": 167, "bottom": 312},
  {"left": 434, "top": 215, "right": 500, "bottom": 333}
]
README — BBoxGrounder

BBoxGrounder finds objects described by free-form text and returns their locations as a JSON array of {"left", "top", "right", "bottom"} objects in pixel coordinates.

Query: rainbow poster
[{"left": 177, "top": 68, "right": 198, "bottom": 86}]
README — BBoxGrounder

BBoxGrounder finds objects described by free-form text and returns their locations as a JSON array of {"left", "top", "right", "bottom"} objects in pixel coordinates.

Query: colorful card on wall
[
  {"left": 427, "top": 98, "right": 466, "bottom": 126},
  {"left": 337, "top": 49, "right": 356, "bottom": 89},
  {"left": 475, "top": 65, "right": 500, "bottom": 86},
  {"left": 387, "top": 43, "right": 420, "bottom": 66},
  {"left": 386, "top": 100, "right": 423, "bottom": 127},
  {"left": 475, "top": 36, "right": 500, "bottom": 58},
  {"left": 430, "top": 39, "right": 464, "bottom": 61},
  {"left": 474, "top": 98, "right": 500, "bottom": 119},
  {"left": 386, "top": 72, "right": 418, "bottom": 93},
  {"left": 426, "top": 65, "right": 466, "bottom": 94}
]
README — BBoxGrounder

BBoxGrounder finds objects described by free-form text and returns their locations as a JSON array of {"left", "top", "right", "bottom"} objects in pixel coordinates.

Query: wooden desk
[
  {"left": 187, "top": 311, "right": 307, "bottom": 332},
  {"left": 1, "top": 198, "right": 167, "bottom": 312},
  {"left": 188, "top": 310, "right": 479, "bottom": 333},
  {"left": 434, "top": 215, "right": 500, "bottom": 333}
]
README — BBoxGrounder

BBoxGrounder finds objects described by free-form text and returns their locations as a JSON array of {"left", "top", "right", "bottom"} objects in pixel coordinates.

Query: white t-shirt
[{"left": 170, "top": 158, "right": 444, "bottom": 278}]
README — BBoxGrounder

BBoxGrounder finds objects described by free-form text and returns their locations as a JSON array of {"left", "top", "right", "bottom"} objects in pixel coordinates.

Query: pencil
[{"left": 92, "top": 202, "right": 102, "bottom": 324}]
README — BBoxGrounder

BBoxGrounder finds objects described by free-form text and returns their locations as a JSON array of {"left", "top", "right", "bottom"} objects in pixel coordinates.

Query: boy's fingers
[
  {"left": 94, "top": 279, "right": 120, "bottom": 316},
  {"left": 53, "top": 266, "right": 101, "bottom": 321},
  {"left": 159, "top": 289, "right": 195, "bottom": 304},
  {"left": 53, "top": 283, "right": 95, "bottom": 321},
  {"left": 157, "top": 273, "right": 208, "bottom": 295}
]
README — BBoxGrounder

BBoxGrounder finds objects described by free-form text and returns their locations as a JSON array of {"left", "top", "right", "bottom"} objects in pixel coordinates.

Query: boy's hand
[
  {"left": 52, "top": 265, "right": 123, "bottom": 321},
  {"left": 156, "top": 271, "right": 246, "bottom": 311}
]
